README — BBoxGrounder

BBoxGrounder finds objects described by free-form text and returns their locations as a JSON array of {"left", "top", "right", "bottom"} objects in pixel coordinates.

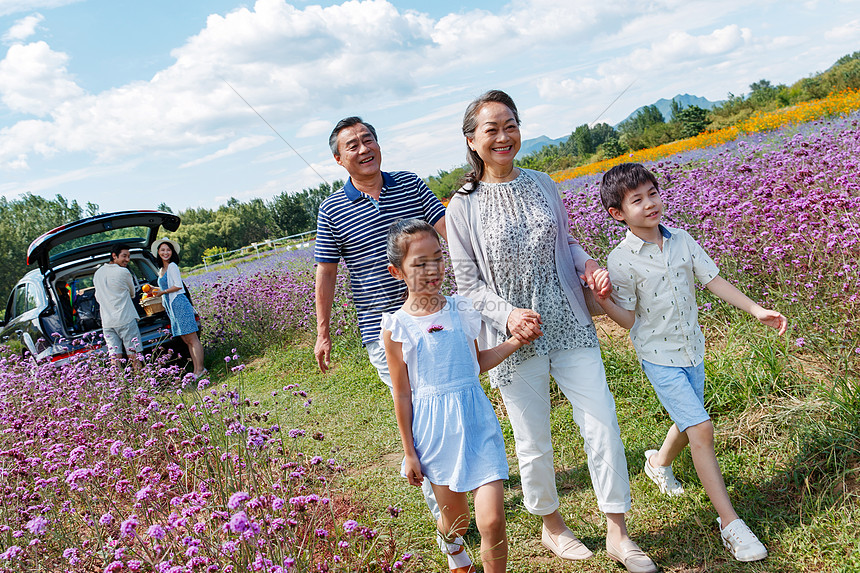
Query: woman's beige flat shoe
[
  {"left": 606, "top": 537, "right": 657, "bottom": 573},
  {"left": 541, "top": 525, "right": 593, "bottom": 560}
]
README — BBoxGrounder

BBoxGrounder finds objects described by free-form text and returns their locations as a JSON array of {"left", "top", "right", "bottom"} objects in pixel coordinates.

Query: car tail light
[{"left": 50, "top": 344, "right": 102, "bottom": 362}]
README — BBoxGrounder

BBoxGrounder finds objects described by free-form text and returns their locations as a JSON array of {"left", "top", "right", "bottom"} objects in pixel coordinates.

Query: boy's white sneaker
[
  {"left": 644, "top": 450, "right": 684, "bottom": 496},
  {"left": 717, "top": 517, "right": 768, "bottom": 562}
]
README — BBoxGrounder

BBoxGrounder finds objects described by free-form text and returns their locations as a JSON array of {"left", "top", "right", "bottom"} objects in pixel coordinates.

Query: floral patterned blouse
[{"left": 478, "top": 171, "right": 598, "bottom": 386}]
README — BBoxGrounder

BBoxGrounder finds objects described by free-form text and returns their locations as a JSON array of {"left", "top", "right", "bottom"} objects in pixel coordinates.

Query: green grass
[{"left": 220, "top": 312, "right": 860, "bottom": 572}]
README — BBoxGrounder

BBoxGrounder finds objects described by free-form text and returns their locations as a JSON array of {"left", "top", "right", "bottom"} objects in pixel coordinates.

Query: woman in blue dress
[
  {"left": 152, "top": 238, "right": 206, "bottom": 379},
  {"left": 381, "top": 219, "right": 522, "bottom": 573}
]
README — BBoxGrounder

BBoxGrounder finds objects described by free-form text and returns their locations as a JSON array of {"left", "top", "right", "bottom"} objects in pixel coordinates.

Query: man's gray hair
[{"left": 329, "top": 116, "right": 378, "bottom": 156}]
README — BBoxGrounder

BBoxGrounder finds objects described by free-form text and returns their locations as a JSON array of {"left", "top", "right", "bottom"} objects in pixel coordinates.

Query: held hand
[
  {"left": 583, "top": 259, "right": 612, "bottom": 299},
  {"left": 507, "top": 308, "right": 543, "bottom": 344},
  {"left": 403, "top": 454, "right": 424, "bottom": 487},
  {"left": 314, "top": 333, "right": 332, "bottom": 372},
  {"left": 582, "top": 268, "right": 613, "bottom": 300},
  {"left": 754, "top": 308, "right": 788, "bottom": 335}
]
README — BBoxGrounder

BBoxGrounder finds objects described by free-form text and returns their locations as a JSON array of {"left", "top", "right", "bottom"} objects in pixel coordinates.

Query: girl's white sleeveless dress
[{"left": 381, "top": 295, "right": 508, "bottom": 492}]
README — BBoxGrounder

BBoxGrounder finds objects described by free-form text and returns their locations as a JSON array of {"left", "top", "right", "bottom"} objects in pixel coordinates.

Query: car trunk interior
[{"left": 50, "top": 253, "right": 168, "bottom": 341}]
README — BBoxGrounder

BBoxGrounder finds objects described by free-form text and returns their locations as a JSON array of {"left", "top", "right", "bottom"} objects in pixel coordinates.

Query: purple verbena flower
[
  {"left": 227, "top": 511, "right": 251, "bottom": 534},
  {"left": 147, "top": 524, "right": 167, "bottom": 540},
  {"left": 120, "top": 515, "right": 138, "bottom": 537},
  {"left": 25, "top": 516, "right": 48, "bottom": 536},
  {"left": 227, "top": 491, "right": 250, "bottom": 511}
]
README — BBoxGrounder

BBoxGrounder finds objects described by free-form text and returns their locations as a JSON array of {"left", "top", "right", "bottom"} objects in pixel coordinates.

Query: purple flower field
[
  {"left": 0, "top": 349, "right": 414, "bottom": 571},
  {"left": 560, "top": 111, "right": 860, "bottom": 343},
  {"left": 186, "top": 247, "right": 358, "bottom": 358},
  {"left": 185, "top": 246, "right": 316, "bottom": 289},
  {"left": 182, "top": 111, "right": 859, "bottom": 355}
]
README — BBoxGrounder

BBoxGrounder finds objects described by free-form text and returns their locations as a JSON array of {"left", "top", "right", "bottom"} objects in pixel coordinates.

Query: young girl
[
  {"left": 151, "top": 238, "right": 207, "bottom": 379},
  {"left": 381, "top": 219, "right": 522, "bottom": 573}
]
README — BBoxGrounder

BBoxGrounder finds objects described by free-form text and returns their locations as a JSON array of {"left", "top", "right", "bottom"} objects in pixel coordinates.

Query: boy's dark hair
[
  {"left": 110, "top": 243, "right": 131, "bottom": 260},
  {"left": 329, "top": 116, "right": 378, "bottom": 157},
  {"left": 599, "top": 163, "right": 660, "bottom": 212},
  {"left": 386, "top": 218, "right": 437, "bottom": 269}
]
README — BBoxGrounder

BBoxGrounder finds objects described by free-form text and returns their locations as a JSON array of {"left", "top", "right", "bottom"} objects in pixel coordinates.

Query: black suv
[{"left": 0, "top": 211, "right": 189, "bottom": 363}]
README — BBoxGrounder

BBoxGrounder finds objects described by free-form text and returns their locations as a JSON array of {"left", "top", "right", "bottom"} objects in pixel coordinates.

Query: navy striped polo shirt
[{"left": 315, "top": 171, "right": 446, "bottom": 344}]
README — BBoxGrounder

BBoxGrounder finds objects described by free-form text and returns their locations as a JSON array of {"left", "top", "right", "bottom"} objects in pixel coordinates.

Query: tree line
[
  {"left": 0, "top": 195, "right": 99, "bottom": 311},
  {"left": 426, "top": 51, "right": 860, "bottom": 197},
  {"left": 157, "top": 180, "right": 339, "bottom": 267}
]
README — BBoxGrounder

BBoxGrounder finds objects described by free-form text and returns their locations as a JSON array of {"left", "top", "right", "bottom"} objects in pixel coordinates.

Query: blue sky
[{"left": 0, "top": 0, "right": 857, "bottom": 213}]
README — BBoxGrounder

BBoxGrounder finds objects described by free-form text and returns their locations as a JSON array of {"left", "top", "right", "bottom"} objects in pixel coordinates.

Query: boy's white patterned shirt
[{"left": 607, "top": 225, "right": 719, "bottom": 367}]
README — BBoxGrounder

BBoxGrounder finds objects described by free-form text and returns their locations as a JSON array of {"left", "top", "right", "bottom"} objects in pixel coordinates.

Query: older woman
[{"left": 446, "top": 90, "right": 655, "bottom": 573}]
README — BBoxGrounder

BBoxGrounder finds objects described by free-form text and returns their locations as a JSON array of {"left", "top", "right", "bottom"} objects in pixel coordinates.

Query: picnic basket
[{"left": 141, "top": 296, "right": 165, "bottom": 315}]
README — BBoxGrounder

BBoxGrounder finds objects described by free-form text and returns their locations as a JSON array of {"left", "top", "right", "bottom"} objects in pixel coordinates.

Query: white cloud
[
  {"left": 0, "top": 41, "right": 84, "bottom": 115},
  {"left": 0, "top": 0, "right": 684, "bottom": 169},
  {"left": 296, "top": 119, "right": 332, "bottom": 138},
  {"left": 621, "top": 25, "right": 751, "bottom": 71},
  {"left": 428, "top": 0, "right": 613, "bottom": 70},
  {"left": 2, "top": 12, "right": 43, "bottom": 43},
  {"left": 180, "top": 135, "right": 274, "bottom": 168},
  {"left": 538, "top": 24, "right": 751, "bottom": 102},
  {"left": 0, "top": 0, "right": 447, "bottom": 166},
  {"left": 825, "top": 18, "right": 860, "bottom": 40},
  {"left": 0, "top": 0, "right": 78, "bottom": 17},
  {"left": 0, "top": 118, "right": 52, "bottom": 161},
  {"left": 0, "top": 160, "right": 135, "bottom": 198},
  {"left": 168, "top": 0, "right": 435, "bottom": 112},
  {"left": 537, "top": 73, "right": 634, "bottom": 102},
  {"left": 389, "top": 100, "right": 464, "bottom": 133},
  {"left": 590, "top": 0, "right": 771, "bottom": 56},
  {"left": 2, "top": 153, "right": 27, "bottom": 169}
]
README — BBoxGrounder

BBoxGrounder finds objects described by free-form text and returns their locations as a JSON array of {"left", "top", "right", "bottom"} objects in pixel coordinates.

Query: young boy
[{"left": 596, "top": 163, "right": 787, "bottom": 562}]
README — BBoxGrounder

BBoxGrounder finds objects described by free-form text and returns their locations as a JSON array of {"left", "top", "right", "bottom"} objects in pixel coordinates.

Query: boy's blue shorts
[{"left": 641, "top": 360, "right": 710, "bottom": 432}]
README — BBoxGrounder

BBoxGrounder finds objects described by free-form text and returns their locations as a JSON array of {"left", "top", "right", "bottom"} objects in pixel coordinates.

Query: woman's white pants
[{"left": 497, "top": 346, "right": 631, "bottom": 515}]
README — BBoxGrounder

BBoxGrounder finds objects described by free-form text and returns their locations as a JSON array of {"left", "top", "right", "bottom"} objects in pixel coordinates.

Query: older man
[{"left": 314, "top": 116, "right": 447, "bottom": 384}]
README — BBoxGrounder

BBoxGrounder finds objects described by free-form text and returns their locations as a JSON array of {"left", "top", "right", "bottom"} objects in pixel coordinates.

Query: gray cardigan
[{"left": 446, "top": 168, "right": 595, "bottom": 350}]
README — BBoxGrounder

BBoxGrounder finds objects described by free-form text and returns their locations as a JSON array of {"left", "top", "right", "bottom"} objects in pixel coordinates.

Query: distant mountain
[
  {"left": 519, "top": 134, "right": 569, "bottom": 156},
  {"left": 518, "top": 94, "right": 723, "bottom": 157},
  {"left": 518, "top": 94, "right": 723, "bottom": 158},
  {"left": 617, "top": 94, "right": 722, "bottom": 126}
]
